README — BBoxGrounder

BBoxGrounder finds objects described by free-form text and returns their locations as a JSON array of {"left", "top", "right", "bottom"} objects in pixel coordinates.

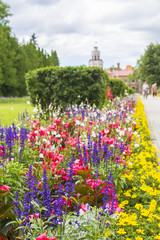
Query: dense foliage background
[
  {"left": 0, "top": 0, "right": 59, "bottom": 97},
  {"left": 108, "top": 78, "right": 134, "bottom": 97},
  {"left": 137, "top": 43, "right": 160, "bottom": 86}
]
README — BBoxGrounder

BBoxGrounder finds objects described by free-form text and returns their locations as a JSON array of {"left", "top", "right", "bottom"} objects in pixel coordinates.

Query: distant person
[
  {"left": 142, "top": 82, "right": 149, "bottom": 99},
  {"left": 151, "top": 83, "right": 158, "bottom": 97}
]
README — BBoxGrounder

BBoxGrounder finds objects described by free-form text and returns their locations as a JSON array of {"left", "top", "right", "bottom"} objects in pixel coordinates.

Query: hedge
[
  {"left": 25, "top": 66, "right": 108, "bottom": 110},
  {"left": 108, "top": 78, "right": 135, "bottom": 97}
]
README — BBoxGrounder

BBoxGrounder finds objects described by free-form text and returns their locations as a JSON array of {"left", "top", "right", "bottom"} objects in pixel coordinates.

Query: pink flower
[
  {"left": 29, "top": 213, "right": 39, "bottom": 219},
  {"left": 81, "top": 203, "right": 87, "bottom": 212},
  {"left": 49, "top": 237, "right": 57, "bottom": 240},
  {"left": 125, "top": 145, "right": 131, "bottom": 155},
  {"left": 0, "top": 185, "right": 10, "bottom": 191},
  {"left": 116, "top": 207, "right": 125, "bottom": 213},
  {"left": 36, "top": 233, "right": 49, "bottom": 240},
  {"left": 86, "top": 179, "right": 102, "bottom": 188}
]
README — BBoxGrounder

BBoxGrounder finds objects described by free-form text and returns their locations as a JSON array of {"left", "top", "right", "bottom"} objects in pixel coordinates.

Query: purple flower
[
  {"left": 119, "top": 141, "right": 125, "bottom": 153},
  {"left": 0, "top": 126, "right": 4, "bottom": 142},
  {"left": 41, "top": 169, "right": 53, "bottom": 218},
  {"left": 21, "top": 165, "right": 39, "bottom": 225},
  {"left": 52, "top": 183, "right": 66, "bottom": 225},
  {"left": 64, "top": 156, "right": 75, "bottom": 198},
  {"left": 19, "top": 127, "right": 29, "bottom": 153},
  {"left": 92, "top": 141, "right": 101, "bottom": 166},
  {"left": 13, "top": 191, "right": 21, "bottom": 219}
]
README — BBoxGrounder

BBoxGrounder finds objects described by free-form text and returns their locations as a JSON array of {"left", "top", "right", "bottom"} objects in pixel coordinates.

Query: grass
[{"left": 0, "top": 97, "right": 34, "bottom": 126}]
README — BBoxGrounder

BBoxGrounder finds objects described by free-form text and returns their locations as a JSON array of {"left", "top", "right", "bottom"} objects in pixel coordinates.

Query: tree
[
  {"left": 0, "top": 0, "right": 60, "bottom": 96},
  {"left": 48, "top": 50, "right": 59, "bottom": 66},
  {"left": 0, "top": 0, "right": 11, "bottom": 24},
  {"left": 137, "top": 43, "right": 160, "bottom": 86},
  {"left": 0, "top": 28, "right": 19, "bottom": 96},
  {"left": 30, "top": 33, "right": 38, "bottom": 46}
]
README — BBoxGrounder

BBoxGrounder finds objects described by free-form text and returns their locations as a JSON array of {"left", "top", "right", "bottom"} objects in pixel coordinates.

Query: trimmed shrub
[
  {"left": 108, "top": 78, "right": 134, "bottom": 97},
  {"left": 25, "top": 66, "right": 108, "bottom": 110}
]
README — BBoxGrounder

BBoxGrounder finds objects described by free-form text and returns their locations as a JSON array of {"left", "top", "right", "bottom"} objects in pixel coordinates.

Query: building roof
[
  {"left": 106, "top": 65, "right": 133, "bottom": 78},
  {"left": 106, "top": 69, "right": 133, "bottom": 77}
]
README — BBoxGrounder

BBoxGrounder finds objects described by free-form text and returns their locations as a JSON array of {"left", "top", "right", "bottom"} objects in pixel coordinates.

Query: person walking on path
[
  {"left": 151, "top": 83, "right": 158, "bottom": 97},
  {"left": 142, "top": 82, "right": 149, "bottom": 99}
]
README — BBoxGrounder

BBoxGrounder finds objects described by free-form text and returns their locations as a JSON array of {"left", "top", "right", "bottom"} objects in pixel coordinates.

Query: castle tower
[{"left": 88, "top": 46, "right": 103, "bottom": 68}]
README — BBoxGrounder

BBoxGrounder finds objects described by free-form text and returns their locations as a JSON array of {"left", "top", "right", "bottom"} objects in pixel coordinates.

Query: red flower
[
  {"left": 36, "top": 233, "right": 57, "bottom": 240},
  {"left": 36, "top": 233, "right": 49, "bottom": 240},
  {"left": 0, "top": 185, "right": 10, "bottom": 191},
  {"left": 106, "top": 87, "right": 113, "bottom": 100}
]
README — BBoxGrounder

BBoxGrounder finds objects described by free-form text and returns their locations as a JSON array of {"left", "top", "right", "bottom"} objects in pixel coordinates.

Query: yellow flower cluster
[
  {"left": 117, "top": 212, "right": 138, "bottom": 226},
  {"left": 115, "top": 96, "right": 160, "bottom": 239}
]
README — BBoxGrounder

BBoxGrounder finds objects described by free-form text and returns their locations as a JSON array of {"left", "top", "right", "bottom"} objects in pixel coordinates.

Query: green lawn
[{"left": 0, "top": 98, "right": 34, "bottom": 126}]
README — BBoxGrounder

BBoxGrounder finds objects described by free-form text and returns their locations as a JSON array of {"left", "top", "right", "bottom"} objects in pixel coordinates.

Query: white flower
[
  {"left": 119, "top": 131, "right": 124, "bottom": 136},
  {"left": 56, "top": 134, "right": 61, "bottom": 138},
  {"left": 91, "top": 131, "right": 96, "bottom": 138},
  {"left": 42, "top": 138, "right": 48, "bottom": 143},
  {"left": 39, "top": 153, "right": 44, "bottom": 158},
  {"left": 27, "top": 101, "right": 30, "bottom": 104},
  {"left": 50, "top": 145, "right": 56, "bottom": 151},
  {"left": 133, "top": 131, "right": 138, "bottom": 135},
  {"left": 33, "top": 107, "right": 38, "bottom": 113},
  {"left": 134, "top": 143, "right": 139, "bottom": 148}
]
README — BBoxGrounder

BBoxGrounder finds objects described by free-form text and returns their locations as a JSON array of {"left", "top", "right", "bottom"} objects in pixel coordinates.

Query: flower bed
[
  {"left": 0, "top": 96, "right": 160, "bottom": 239},
  {"left": 115, "top": 97, "right": 160, "bottom": 239}
]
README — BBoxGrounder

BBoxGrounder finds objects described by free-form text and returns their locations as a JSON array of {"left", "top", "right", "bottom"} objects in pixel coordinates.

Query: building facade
[
  {"left": 106, "top": 63, "right": 142, "bottom": 93},
  {"left": 88, "top": 46, "right": 103, "bottom": 68}
]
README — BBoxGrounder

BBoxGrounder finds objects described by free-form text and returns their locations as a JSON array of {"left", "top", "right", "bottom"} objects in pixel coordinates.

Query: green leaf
[
  {"left": 0, "top": 190, "right": 10, "bottom": 199},
  {"left": 0, "top": 203, "right": 15, "bottom": 217},
  {"left": 0, "top": 212, "right": 16, "bottom": 220},
  {"left": 76, "top": 169, "right": 93, "bottom": 179},
  {"left": 74, "top": 184, "right": 92, "bottom": 195},
  {"left": 80, "top": 195, "right": 93, "bottom": 205}
]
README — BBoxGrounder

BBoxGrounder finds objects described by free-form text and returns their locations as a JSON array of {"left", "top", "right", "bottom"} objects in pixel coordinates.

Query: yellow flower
[
  {"left": 136, "top": 229, "right": 144, "bottom": 234},
  {"left": 117, "top": 228, "right": 126, "bottom": 235},
  {"left": 119, "top": 200, "right": 129, "bottom": 208},
  {"left": 124, "top": 190, "right": 131, "bottom": 197},
  {"left": 104, "top": 232, "right": 111, "bottom": 237},
  {"left": 140, "top": 209, "right": 149, "bottom": 217},
  {"left": 135, "top": 203, "right": 143, "bottom": 210},
  {"left": 132, "top": 194, "right": 137, "bottom": 198},
  {"left": 135, "top": 236, "right": 143, "bottom": 240}
]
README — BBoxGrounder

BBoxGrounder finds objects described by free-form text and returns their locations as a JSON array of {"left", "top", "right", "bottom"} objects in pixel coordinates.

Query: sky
[{"left": 4, "top": 0, "right": 160, "bottom": 69}]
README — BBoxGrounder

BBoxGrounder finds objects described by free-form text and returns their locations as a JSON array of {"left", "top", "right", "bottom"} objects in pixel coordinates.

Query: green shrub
[
  {"left": 108, "top": 78, "right": 134, "bottom": 97},
  {"left": 25, "top": 66, "right": 108, "bottom": 110}
]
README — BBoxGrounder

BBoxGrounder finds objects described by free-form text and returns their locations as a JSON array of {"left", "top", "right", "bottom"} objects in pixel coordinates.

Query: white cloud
[{"left": 5, "top": 0, "right": 160, "bottom": 69}]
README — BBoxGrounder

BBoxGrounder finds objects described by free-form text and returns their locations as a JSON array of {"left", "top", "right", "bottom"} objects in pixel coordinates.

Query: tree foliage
[
  {"left": 0, "top": 0, "right": 11, "bottom": 24},
  {"left": 0, "top": 0, "right": 60, "bottom": 97},
  {"left": 137, "top": 43, "right": 160, "bottom": 86}
]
